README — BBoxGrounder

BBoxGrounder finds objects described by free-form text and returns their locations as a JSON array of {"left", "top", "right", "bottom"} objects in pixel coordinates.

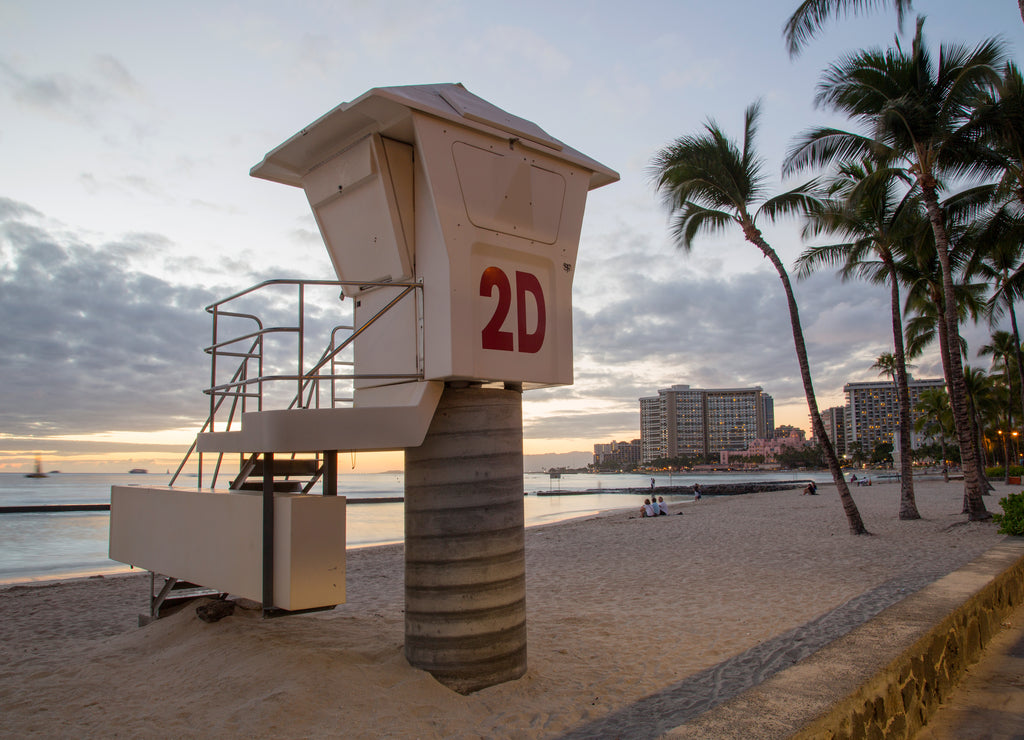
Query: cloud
[
  {"left": 0, "top": 198, "right": 216, "bottom": 436},
  {"left": 0, "top": 56, "right": 132, "bottom": 126},
  {"left": 92, "top": 54, "right": 142, "bottom": 96},
  {"left": 520, "top": 255, "right": 911, "bottom": 443}
]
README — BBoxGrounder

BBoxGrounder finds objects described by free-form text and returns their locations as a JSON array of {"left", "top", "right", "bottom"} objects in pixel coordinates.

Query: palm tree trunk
[
  {"left": 1003, "top": 417, "right": 1012, "bottom": 482},
  {"left": 920, "top": 186, "right": 990, "bottom": 520},
  {"left": 931, "top": 285, "right": 974, "bottom": 504},
  {"left": 973, "top": 404, "right": 991, "bottom": 492},
  {"left": 886, "top": 258, "right": 919, "bottom": 519},
  {"left": 1008, "top": 298, "right": 1024, "bottom": 458},
  {"left": 747, "top": 228, "right": 868, "bottom": 534}
]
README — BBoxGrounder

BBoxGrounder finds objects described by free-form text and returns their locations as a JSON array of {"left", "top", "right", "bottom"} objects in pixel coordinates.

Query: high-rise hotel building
[
  {"left": 640, "top": 384, "right": 773, "bottom": 462},
  {"left": 843, "top": 377, "right": 946, "bottom": 451}
]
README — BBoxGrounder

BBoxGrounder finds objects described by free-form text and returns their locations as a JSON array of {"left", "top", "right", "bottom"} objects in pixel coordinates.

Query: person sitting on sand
[
  {"left": 642, "top": 499, "right": 655, "bottom": 517},
  {"left": 802, "top": 481, "right": 818, "bottom": 496},
  {"left": 658, "top": 496, "right": 668, "bottom": 515}
]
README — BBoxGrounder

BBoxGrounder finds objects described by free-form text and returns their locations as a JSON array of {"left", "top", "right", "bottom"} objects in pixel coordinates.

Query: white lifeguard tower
[{"left": 109, "top": 83, "right": 617, "bottom": 692}]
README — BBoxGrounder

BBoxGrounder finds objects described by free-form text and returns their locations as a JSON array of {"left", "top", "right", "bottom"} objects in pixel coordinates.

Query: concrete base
[{"left": 404, "top": 385, "right": 527, "bottom": 693}]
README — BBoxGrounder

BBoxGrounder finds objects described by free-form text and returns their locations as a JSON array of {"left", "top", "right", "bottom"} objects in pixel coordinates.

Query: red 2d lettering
[{"left": 480, "top": 267, "right": 546, "bottom": 353}]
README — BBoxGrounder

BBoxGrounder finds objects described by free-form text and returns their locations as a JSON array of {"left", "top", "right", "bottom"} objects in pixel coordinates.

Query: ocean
[{"left": 0, "top": 469, "right": 827, "bottom": 584}]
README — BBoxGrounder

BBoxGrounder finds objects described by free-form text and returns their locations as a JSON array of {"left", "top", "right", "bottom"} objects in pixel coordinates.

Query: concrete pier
[{"left": 403, "top": 384, "right": 527, "bottom": 693}]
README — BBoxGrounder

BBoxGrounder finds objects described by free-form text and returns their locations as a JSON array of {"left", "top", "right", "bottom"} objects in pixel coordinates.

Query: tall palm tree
[
  {"left": 650, "top": 101, "right": 868, "bottom": 535},
  {"left": 962, "top": 364, "right": 998, "bottom": 494},
  {"left": 796, "top": 160, "right": 920, "bottom": 518},
  {"left": 914, "top": 386, "right": 953, "bottom": 481},
  {"left": 784, "top": 19, "right": 1006, "bottom": 520},
  {"left": 783, "top": 0, "right": 913, "bottom": 57},
  {"left": 967, "top": 62, "right": 1024, "bottom": 423},
  {"left": 899, "top": 192, "right": 994, "bottom": 494}
]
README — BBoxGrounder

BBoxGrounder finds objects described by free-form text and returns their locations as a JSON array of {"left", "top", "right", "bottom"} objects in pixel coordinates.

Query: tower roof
[{"left": 250, "top": 83, "right": 618, "bottom": 190}]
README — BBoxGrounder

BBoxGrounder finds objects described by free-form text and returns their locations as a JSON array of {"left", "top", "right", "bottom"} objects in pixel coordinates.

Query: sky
[{"left": 2, "top": 0, "right": 1023, "bottom": 474}]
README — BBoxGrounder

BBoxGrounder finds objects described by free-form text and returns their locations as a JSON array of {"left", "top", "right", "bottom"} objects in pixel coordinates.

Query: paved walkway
[
  {"left": 557, "top": 572, "right": 953, "bottom": 739},
  {"left": 914, "top": 600, "right": 1024, "bottom": 739}
]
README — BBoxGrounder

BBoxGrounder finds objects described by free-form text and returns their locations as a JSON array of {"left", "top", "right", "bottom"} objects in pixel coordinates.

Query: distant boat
[
  {"left": 129, "top": 468, "right": 148, "bottom": 474},
  {"left": 25, "top": 457, "right": 48, "bottom": 479}
]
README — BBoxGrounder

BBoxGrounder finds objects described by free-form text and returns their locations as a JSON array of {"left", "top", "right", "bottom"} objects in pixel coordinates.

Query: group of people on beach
[
  {"left": 640, "top": 483, "right": 703, "bottom": 517},
  {"left": 641, "top": 496, "right": 669, "bottom": 517}
]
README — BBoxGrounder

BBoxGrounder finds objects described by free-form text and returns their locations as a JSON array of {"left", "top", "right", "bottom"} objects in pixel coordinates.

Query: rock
[{"left": 196, "top": 599, "right": 236, "bottom": 623}]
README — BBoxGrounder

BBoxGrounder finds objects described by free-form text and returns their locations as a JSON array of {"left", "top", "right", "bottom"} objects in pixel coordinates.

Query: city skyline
[{"left": 1, "top": 1, "right": 1020, "bottom": 473}]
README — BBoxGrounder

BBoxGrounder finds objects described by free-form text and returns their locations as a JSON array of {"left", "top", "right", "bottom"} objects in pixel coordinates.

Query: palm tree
[
  {"left": 796, "top": 160, "right": 920, "bottom": 518},
  {"left": 972, "top": 63, "right": 1024, "bottom": 209},
  {"left": 979, "top": 330, "right": 1022, "bottom": 482},
  {"left": 784, "top": 19, "right": 1006, "bottom": 520},
  {"left": 872, "top": 352, "right": 919, "bottom": 502},
  {"left": 783, "top": 0, "right": 913, "bottom": 57},
  {"left": 899, "top": 197, "right": 987, "bottom": 372},
  {"left": 899, "top": 195, "right": 993, "bottom": 494},
  {"left": 914, "top": 387, "right": 953, "bottom": 481},
  {"left": 965, "top": 217, "right": 1024, "bottom": 428},
  {"left": 650, "top": 101, "right": 868, "bottom": 535},
  {"left": 962, "top": 364, "right": 998, "bottom": 494},
  {"left": 967, "top": 62, "right": 1024, "bottom": 425}
]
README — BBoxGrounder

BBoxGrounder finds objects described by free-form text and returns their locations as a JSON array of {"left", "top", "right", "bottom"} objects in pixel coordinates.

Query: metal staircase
[
  {"left": 168, "top": 277, "right": 425, "bottom": 493},
  {"left": 122, "top": 277, "right": 441, "bottom": 618}
]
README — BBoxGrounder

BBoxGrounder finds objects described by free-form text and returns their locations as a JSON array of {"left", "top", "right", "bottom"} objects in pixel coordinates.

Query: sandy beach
[{"left": 0, "top": 478, "right": 1010, "bottom": 738}]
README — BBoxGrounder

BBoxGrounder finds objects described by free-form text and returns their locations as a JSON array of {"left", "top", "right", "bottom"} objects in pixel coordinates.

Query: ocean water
[{"left": 0, "top": 470, "right": 825, "bottom": 584}]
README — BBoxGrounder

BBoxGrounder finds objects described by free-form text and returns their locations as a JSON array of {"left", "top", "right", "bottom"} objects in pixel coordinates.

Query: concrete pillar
[{"left": 404, "top": 384, "right": 526, "bottom": 693}]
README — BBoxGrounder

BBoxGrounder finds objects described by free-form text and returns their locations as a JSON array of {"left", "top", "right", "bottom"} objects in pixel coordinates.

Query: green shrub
[
  {"left": 984, "top": 465, "right": 1024, "bottom": 479},
  {"left": 993, "top": 492, "right": 1024, "bottom": 536}
]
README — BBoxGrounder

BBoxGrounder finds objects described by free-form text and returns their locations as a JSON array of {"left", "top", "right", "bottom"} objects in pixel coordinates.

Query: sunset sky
[{"left": 2, "top": 0, "right": 1022, "bottom": 473}]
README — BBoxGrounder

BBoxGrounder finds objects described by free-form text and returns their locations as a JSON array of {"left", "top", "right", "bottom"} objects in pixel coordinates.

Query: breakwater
[{"left": 534, "top": 481, "right": 811, "bottom": 497}]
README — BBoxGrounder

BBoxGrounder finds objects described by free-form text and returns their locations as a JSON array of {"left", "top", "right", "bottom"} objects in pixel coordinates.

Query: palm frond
[
  {"left": 783, "top": 0, "right": 913, "bottom": 58},
  {"left": 668, "top": 204, "right": 735, "bottom": 251},
  {"left": 783, "top": 128, "right": 881, "bottom": 176},
  {"left": 756, "top": 178, "right": 823, "bottom": 223}
]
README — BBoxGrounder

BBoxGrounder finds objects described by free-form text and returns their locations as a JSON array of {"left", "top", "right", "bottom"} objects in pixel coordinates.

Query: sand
[{"left": 0, "top": 478, "right": 1010, "bottom": 738}]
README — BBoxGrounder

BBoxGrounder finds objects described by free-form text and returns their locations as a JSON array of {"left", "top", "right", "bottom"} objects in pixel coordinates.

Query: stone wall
[{"left": 794, "top": 540, "right": 1024, "bottom": 739}]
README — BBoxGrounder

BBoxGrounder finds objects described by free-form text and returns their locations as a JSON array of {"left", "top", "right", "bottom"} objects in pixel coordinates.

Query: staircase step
[
  {"left": 237, "top": 480, "right": 305, "bottom": 493},
  {"left": 251, "top": 458, "right": 320, "bottom": 477}
]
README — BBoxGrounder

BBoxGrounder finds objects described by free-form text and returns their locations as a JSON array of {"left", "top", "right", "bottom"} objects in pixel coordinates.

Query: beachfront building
[
  {"left": 818, "top": 406, "right": 846, "bottom": 457},
  {"left": 593, "top": 439, "right": 642, "bottom": 467},
  {"left": 719, "top": 427, "right": 807, "bottom": 466},
  {"left": 843, "top": 377, "right": 946, "bottom": 452},
  {"left": 639, "top": 384, "right": 773, "bottom": 462},
  {"left": 762, "top": 395, "right": 776, "bottom": 439},
  {"left": 640, "top": 395, "right": 664, "bottom": 463}
]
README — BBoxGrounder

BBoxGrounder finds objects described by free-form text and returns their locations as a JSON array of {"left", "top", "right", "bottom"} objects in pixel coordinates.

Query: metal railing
[{"left": 170, "top": 278, "right": 423, "bottom": 488}]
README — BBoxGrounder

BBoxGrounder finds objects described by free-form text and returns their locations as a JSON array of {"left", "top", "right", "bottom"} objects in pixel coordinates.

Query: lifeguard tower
[{"left": 109, "top": 83, "right": 617, "bottom": 692}]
